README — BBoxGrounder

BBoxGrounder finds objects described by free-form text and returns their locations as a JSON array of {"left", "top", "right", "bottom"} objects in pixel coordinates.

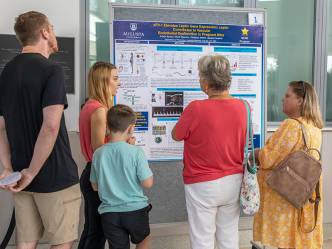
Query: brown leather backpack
[{"left": 266, "top": 118, "right": 322, "bottom": 233}]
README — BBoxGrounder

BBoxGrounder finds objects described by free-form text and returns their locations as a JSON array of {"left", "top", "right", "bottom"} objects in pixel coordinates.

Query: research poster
[{"left": 112, "top": 20, "right": 264, "bottom": 161}]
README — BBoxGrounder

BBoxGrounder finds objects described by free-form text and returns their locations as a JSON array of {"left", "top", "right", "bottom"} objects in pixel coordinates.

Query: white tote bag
[{"left": 239, "top": 99, "right": 260, "bottom": 215}]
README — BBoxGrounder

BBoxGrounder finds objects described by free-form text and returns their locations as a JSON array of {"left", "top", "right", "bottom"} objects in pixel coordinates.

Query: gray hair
[{"left": 198, "top": 54, "right": 232, "bottom": 92}]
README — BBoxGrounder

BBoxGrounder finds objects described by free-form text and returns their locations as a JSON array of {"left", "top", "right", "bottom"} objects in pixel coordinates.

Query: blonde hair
[
  {"left": 87, "top": 62, "right": 117, "bottom": 110},
  {"left": 198, "top": 54, "right": 232, "bottom": 92},
  {"left": 289, "top": 81, "right": 324, "bottom": 129}
]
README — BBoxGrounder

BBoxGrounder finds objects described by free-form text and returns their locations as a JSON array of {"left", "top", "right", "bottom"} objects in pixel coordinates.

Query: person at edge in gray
[{"left": 0, "top": 11, "right": 81, "bottom": 249}]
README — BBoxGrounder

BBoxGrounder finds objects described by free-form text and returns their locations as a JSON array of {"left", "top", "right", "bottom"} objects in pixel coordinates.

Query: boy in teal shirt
[{"left": 90, "top": 104, "right": 153, "bottom": 249}]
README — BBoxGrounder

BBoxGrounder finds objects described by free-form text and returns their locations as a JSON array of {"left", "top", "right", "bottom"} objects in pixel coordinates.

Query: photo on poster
[
  {"left": 150, "top": 92, "right": 165, "bottom": 105},
  {"left": 152, "top": 125, "right": 166, "bottom": 144},
  {"left": 165, "top": 92, "right": 183, "bottom": 106},
  {"left": 117, "top": 52, "right": 146, "bottom": 75},
  {"left": 152, "top": 125, "right": 166, "bottom": 135}
]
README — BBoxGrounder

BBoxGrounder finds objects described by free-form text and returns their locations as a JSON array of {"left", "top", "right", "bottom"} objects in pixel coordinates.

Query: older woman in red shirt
[{"left": 172, "top": 54, "right": 248, "bottom": 249}]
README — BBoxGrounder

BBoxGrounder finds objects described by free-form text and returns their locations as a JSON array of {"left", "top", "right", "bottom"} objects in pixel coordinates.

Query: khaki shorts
[{"left": 13, "top": 183, "right": 82, "bottom": 245}]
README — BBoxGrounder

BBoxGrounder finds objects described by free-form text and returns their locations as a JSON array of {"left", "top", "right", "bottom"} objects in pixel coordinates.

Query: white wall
[{"left": 0, "top": 0, "right": 81, "bottom": 131}]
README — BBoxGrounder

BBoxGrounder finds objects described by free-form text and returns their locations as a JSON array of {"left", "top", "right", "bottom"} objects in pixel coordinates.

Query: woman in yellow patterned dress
[{"left": 251, "top": 81, "right": 324, "bottom": 249}]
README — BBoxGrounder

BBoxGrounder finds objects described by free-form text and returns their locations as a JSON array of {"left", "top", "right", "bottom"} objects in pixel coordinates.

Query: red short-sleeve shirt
[{"left": 176, "top": 98, "right": 249, "bottom": 184}]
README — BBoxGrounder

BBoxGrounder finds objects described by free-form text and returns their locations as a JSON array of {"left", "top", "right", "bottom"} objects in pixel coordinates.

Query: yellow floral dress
[{"left": 253, "top": 117, "right": 323, "bottom": 249}]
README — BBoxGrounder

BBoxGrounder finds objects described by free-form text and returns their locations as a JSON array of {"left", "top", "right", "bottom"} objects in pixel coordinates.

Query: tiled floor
[{"left": 5, "top": 240, "right": 332, "bottom": 248}]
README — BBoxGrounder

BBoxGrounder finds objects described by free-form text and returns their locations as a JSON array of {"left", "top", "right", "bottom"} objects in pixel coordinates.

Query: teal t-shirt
[{"left": 90, "top": 141, "right": 153, "bottom": 213}]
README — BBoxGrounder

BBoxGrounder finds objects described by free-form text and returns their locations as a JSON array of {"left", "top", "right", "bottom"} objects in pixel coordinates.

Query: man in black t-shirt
[{"left": 0, "top": 11, "right": 81, "bottom": 248}]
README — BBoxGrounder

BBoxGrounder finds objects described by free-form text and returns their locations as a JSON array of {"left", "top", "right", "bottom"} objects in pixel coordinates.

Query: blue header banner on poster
[{"left": 113, "top": 21, "right": 264, "bottom": 44}]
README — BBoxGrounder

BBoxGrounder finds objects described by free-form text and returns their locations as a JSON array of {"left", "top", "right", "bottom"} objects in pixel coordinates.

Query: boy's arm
[
  {"left": 90, "top": 159, "right": 99, "bottom": 191},
  {"left": 141, "top": 175, "right": 153, "bottom": 189},
  {"left": 136, "top": 148, "right": 153, "bottom": 188},
  {"left": 91, "top": 182, "right": 98, "bottom": 191}
]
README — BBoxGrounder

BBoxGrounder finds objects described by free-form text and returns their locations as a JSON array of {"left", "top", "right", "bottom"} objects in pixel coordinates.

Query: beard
[{"left": 48, "top": 38, "right": 58, "bottom": 55}]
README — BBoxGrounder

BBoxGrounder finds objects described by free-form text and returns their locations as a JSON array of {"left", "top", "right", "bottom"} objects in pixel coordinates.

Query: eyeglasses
[{"left": 298, "top": 80, "right": 305, "bottom": 96}]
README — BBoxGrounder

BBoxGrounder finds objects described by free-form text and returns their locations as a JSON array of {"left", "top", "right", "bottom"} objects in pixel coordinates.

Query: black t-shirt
[{"left": 0, "top": 53, "right": 79, "bottom": 193}]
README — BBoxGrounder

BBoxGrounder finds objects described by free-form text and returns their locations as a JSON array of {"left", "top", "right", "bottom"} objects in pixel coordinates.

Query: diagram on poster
[{"left": 112, "top": 21, "right": 264, "bottom": 160}]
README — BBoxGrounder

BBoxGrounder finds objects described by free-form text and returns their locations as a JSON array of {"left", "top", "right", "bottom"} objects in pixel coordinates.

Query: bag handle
[
  {"left": 306, "top": 148, "right": 322, "bottom": 162},
  {"left": 299, "top": 181, "right": 321, "bottom": 233},
  {"left": 292, "top": 118, "right": 321, "bottom": 161},
  {"left": 243, "top": 100, "right": 250, "bottom": 160},
  {"left": 240, "top": 99, "right": 257, "bottom": 173}
]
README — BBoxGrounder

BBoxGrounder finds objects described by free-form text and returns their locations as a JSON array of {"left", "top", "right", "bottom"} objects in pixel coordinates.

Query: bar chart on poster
[{"left": 112, "top": 20, "right": 264, "bottom": 160}]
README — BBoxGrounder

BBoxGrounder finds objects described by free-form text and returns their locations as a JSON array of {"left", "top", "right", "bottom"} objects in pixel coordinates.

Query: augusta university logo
[
  {"left": 123, "top": 23, "right": 144, "bottom": 38},
  {"left": 130, "top": 23, "right": 137, "bottom": 31}
]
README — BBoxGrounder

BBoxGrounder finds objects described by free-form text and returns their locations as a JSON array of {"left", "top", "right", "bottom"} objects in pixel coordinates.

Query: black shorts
[{"left": 101, "top": 204, "right": 152, "bottom": 249}]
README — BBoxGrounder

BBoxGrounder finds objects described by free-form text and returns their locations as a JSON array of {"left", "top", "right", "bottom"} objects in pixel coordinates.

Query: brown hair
[
  {"left": 14, "top": 11, "right": 49, "bottom": 47},
  {"left": 88, "top": 62, "right": 117, "bottom": 110},
  {"left": 198, "top": 54, "right": 232, "bottom": 92},
  {"left": 289, "top": 81, "right": 324, "bottom": 129},
  {"left": 107, "top": 104, "right": 136, "bottom": 133}
]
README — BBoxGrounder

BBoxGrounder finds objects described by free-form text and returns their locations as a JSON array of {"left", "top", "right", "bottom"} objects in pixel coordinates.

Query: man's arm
[
  {"left": 11, "top": 104, "right": 64, "bottom": 193},
  {"left": 0, "top": 116, "right": 16, "bottom": 191}
]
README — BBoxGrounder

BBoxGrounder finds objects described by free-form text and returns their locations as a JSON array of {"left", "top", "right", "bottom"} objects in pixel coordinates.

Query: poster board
[{"left": 109, "top": 3, "right": 267, "bottom": 224}]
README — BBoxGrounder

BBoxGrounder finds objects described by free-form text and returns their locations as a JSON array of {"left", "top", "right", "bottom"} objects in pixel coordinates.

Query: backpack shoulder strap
[
  {"left": 292, "top": 118, "right": 309, "bottom": 149},
  {"left": 299, "top": 182, "right": 321, "bottom": 233}
]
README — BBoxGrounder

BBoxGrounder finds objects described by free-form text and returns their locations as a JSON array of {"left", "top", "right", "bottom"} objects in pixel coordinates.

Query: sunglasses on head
[{"left": 298, "top": 80, "right": 305, "bottom": 95}]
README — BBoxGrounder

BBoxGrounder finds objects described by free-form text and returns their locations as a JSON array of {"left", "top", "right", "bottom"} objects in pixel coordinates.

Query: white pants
[{"left": 185, "top": 173, "right": 243, "bottom": 249}]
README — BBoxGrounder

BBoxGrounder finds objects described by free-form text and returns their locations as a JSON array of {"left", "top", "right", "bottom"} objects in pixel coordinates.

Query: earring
[{"left": 297, "top": 106, "right": 299, "bottom": 108}]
